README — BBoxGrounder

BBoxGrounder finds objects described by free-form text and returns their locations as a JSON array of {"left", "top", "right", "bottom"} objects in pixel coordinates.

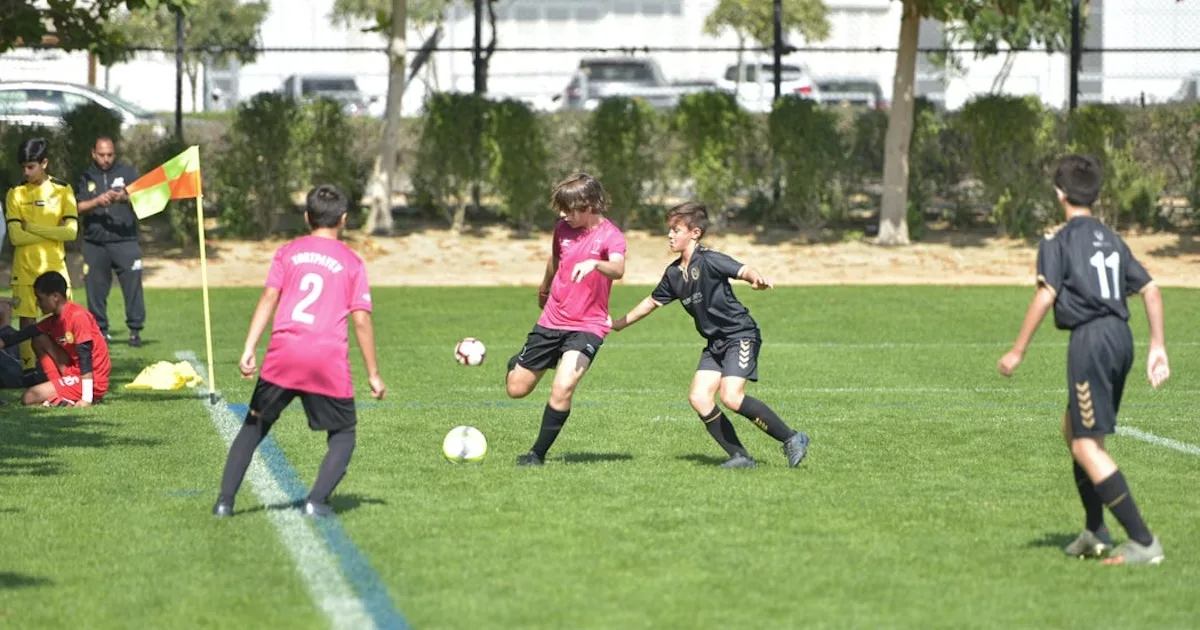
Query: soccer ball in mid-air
[
  {"left": 442, "top": 425, "right": 488, "bottom": 463},
  {"left": 454, "top": 337, "right": 487, "bottom": 366}
]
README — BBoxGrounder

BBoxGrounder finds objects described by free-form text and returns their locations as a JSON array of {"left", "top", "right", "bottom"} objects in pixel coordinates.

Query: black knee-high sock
[
  {"left": 734, "top": 396, "right": 796, "bottom": 442},
  {"left": 699, "top": 407, "right": 748, "bottom": 458},
  {"left": 1094, "top": 470, "right": 1153, "bottom": 546},
  {"left": 218, "top": 417, "right": 273, "bottom": 501},
  {"left": 308, "top": 428, "right": 357, "bottom": 505},
  {"left": 1073, "top": 461, "right": 1106, "bottom": 533},
  {"left": 531, "top": 403, "right": 570, "bottom": 459}
]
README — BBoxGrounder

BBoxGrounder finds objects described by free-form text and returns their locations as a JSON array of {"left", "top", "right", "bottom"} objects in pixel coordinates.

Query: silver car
[{"left": 0, "top": 80, "right": 166, "bottom": 134}]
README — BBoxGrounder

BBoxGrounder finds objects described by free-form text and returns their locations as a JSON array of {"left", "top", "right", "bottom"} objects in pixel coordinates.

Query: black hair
[
  {"left": 1054, "top": 154, "right": 1103, "bottom": 208},
  {"left": 305, "top": 184, "right": 349, "bottom": 228},
  {"left": 33, "top": 271, "right": 68, "bottom": 297},
  {"left": 18, "top": 137, "right": 49, "bottom": 164}
]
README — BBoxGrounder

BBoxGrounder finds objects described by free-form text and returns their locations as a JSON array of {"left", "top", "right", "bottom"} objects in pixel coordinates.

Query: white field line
[
  {"left": 178, "top": 351, "right": 375, "bottom": 630},
  {"left": 1118, "top": 426, "right": 1200, "bottom": 457}
]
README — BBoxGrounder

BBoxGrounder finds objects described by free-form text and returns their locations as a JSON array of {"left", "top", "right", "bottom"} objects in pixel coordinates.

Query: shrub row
[{"left": 4, "top": 94, "right": 1199, "bottom": 243}]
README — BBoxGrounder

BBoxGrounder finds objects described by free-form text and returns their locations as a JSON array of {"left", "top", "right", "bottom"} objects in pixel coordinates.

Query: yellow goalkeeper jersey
[{"left": 5, "top": 176, "right": 78, "bottom": 286}]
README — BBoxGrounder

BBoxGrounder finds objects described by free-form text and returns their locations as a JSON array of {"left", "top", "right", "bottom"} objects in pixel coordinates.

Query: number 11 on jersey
[{"left": 1089, "top": 250, "right": 1120, "bottom": 300}]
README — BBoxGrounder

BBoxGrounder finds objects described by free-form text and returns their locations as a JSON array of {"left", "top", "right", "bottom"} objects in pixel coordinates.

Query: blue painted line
[{"left": 221, "top": 400, "right": 409, "bottom": 630}]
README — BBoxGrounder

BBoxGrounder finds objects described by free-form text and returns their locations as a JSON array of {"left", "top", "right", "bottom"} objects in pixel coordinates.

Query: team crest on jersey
[
  {"left": 87, "top": 181, "right": 97, "bottom": 192},
  {"left": 590, "top": 238, "right": 602, "bottom": 255},
  {"left": 690, "top": 266, "right": 700, "bottom": 281},
  {"left": 63, "top": 332, "right": 74, "bottom": 344},
  {"left": 561, "top": 238, "right": 572, "bottom": 249}
]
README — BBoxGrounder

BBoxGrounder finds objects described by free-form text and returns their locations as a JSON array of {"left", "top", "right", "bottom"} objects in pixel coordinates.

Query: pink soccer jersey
[
  {"left": 537, "top": 218, "right": 627, "bottom": 338},
  {"left": 259, "top": 235, "right": 372, "bottom": 398}
]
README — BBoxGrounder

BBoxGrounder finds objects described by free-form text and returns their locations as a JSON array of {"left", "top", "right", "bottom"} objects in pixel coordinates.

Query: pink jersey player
[
  {"left": 260, "top": 235, "right": 373, "bottom": 398},
  {"left": 214, "top": 184, "right": 385, "bottom": 520},
  {"left": 505, "top": 173, "right": 628, "bottom": 466}
]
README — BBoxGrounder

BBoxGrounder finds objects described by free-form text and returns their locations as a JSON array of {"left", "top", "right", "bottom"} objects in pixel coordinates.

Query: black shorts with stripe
[
  {"left": 514, "top": 325, "right": 603, "bottom": 373},
  {"left": 246, "top": 378, "right": 357, "bottom": 432},
  {"left": 697, "top": 336, "right": 761, "bottom": 381},
  {"left": 1066, "top": 317, "right": 1134, "bottom": 438}
]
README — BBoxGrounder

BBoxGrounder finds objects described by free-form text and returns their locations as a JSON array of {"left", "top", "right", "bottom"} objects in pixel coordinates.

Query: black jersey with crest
[
  {"left": 651, "top": 246, "right": 759, "bottom": 341},
  {"left": 1037, "top": 215, "right": 1152, "bottom": 330}
]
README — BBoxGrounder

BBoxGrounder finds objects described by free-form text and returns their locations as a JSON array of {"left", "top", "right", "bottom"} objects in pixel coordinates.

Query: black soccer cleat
[
  {"left": 303, "top": 501, "right": 334, "bottom": 518},
  {"left": 128, "top": 332, "right": 142, "bottom": 348},
  {"left": 212, "top": 498, "right": 234, "bottom": 518},
  {"left": 782, "top": 431, "right": 811, "bottom": 468},
  {"left": 516, "top": 451, "right": 544, "bottom": 467}
]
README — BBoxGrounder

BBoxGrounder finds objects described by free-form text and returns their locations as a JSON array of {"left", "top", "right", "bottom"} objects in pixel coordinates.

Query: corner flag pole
[{"left": 195, "top": 183, "right": 218, "bottom": 405}]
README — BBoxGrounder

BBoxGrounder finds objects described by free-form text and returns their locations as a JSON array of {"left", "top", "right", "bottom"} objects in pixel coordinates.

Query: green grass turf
[{"left": 2, "top": 285, "right": 1199, "bottom": 629}]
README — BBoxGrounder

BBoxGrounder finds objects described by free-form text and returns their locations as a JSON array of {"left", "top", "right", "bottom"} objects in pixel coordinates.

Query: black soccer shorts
[
  {"left": 697, "top": 336, "right": 760, "bottom": 381},
  {"left": 246, "top": 378, "right": 357, "bottom": 432},
  {"left": 1066, "top": 318, "right": 1134, "bottom": 438},
  {"left": 514, "top": 325, "right": 603, "bottom": 372}
]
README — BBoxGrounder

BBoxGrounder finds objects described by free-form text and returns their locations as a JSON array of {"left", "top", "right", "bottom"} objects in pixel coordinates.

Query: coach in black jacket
[{"left": 75, "top": 136, "right": 145, "bottom": 347}]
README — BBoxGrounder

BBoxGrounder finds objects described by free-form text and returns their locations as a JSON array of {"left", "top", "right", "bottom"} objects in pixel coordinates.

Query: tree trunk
[
  {"left": 876, "top": 0, "right": 920, "bottom": 247},
  {"left": 990, "top": 50, "right": 1016, "bottom": 93},
  {"left": 187, "top": 66, "right": 198, "bottom": 112},
  {"left": 365, "top": 0, "right": 407, "bottom": 235}
]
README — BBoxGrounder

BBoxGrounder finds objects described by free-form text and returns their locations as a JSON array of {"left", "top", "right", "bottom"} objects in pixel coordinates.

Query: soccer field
[{"left": 3, "top": 285, "right": 1199, "bottom": 629}]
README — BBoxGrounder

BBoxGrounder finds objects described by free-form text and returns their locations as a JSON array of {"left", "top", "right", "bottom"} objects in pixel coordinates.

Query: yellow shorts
[{"left": 10, "top": 284, "right": 72, "bottom": 319}]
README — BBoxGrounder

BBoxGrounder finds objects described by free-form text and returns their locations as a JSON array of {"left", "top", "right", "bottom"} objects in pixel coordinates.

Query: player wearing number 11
[
  {"left": 998, "top": 155, "right": 1169, "bottom": 565},
  {"left": 213, "top": 184, "right": 386, "bottom": 519}
]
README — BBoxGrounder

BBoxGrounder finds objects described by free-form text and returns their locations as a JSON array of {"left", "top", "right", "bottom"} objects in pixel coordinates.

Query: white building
[{"left": 3, "top": 0, "right": 1200, "bottom": 115}]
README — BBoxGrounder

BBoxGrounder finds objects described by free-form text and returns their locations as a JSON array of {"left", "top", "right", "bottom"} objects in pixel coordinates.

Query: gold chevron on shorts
[
  {"left": 1076, "top": 381, "right": 1095, "bottom": 429},
  {"left": 738, "top": 339, "right": 752, "bottom": 370}
]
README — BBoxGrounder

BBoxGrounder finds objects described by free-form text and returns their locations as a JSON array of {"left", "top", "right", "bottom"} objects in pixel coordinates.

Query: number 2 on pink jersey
[{"left": 290, "top": 272, "right": 324, "bottom": 324}]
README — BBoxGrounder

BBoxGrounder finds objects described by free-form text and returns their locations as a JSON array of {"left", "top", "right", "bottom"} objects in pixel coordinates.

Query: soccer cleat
[
  {"left": 303, "top": 501, "right": 334, "bottom": 518},
  {"left": 719, "top": 453, "right": 756, "bottom": 469},
  {"left": 128, "top": 332, "right": 142, "bottom": 348},
  {"left": 1063, "top": 528, "right": 1113, "bottom": 558},
  {"left": 782, "top": 431, "right": 810, "bottom": 468},
  {"left": 212, "top": 499, "right": 234, "bottom": 518},
  {"left": 516, "top": 451, "right": 544, "bottom": 467},
  {"left": 1104, "top": 537, "right": 1165, "bottom": 566}
]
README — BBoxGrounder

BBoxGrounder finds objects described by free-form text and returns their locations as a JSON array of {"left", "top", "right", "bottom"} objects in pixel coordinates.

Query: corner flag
[
  {"left": 126, "top": 145, "right": 202, "bottom": 220},
  {"left": 124, "top": 144, "right": 219, "bottom": 404}
]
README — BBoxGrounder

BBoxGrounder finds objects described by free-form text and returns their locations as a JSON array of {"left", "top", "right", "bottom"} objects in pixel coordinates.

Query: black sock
[
  {"left": 308, "top": 428, "right": 357, "bottom": 505},
  {"left": 218, "top": 416, "right": 273, "bottom": 502},
  {"left": 699, "top": 407, "right": 748, "bottom": 458},
  {"left": 1073, "top": 462, "right": 1106, "bottom": 533},
  {"left": 531, "top": 404, "right": 570, "bottom": 459},
  {"left": 734, "top": 396, "right": 796, "bottom": 442},
  {"left": 1094, "top": 470, "right": 1154, "bottom": 546}
]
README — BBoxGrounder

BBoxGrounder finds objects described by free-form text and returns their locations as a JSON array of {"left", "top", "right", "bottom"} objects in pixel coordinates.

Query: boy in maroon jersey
[{"left": 0, "top": 271, "right": 110, "bottom": 407}]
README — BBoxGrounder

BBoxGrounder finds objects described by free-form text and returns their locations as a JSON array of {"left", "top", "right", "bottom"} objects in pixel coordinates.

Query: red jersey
[{"left": 37, "top": 301, "right": 111, "bottom": 392}]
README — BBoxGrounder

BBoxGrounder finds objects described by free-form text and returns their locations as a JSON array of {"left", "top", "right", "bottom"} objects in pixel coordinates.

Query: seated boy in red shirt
[{"left": 0, "top": 271, "right": 111, "bottom": 407}]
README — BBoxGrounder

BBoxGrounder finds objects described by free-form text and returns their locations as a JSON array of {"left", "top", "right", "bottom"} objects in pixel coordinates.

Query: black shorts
[
  {"left": 697, "top": 337, "right": 760, "bottom": 381},
  {"left": 515, "top": 325, "right": 603, "bottom": 372},
  {"left": 1066, "top": 318, "right": 1134, "bottom": 438},
  {"left": 246, "top": 378, "right": 357, "bottom": 432}
]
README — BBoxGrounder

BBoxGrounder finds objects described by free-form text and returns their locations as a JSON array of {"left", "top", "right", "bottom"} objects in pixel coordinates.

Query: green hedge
[{"left": 6, "top": 94, "right": 1200, "bottom": 243}]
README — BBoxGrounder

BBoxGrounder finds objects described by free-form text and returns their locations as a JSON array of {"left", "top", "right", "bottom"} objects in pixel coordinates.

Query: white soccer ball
[
  {"left": 454, "top": 337, "right": 487, "bottom": 366},
  {"left": 442, "top": 425, "right": 488, "bottom": 463}
]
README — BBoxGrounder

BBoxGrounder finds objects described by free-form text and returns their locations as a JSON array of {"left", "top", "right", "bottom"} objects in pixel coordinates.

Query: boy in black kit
[
  {"left": 613, "top": 202, "right": 810, "bottom": 469},
  {"left": 998, "top": 155, "right": 1169, "bottom": 565}
]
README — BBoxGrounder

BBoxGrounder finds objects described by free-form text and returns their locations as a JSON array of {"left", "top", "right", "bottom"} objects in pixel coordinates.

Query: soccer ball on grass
[
  {"left": 443, "top": 425, "right": 488, "bottom": 463},
  {"left": 454, "top": 337, "right": 487, "bottom": 366}
]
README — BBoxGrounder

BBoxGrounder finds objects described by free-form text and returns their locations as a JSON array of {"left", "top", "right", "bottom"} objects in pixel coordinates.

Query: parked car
[
  {"left": 557, "top": 57, "right": 711, "bottom": 111},
  {"left": 281, "top": 74, "right": 375, "bottom": 117},
  {"left": 815, "top": 76, "right": 888, "bottom": 109},
  {"left": 0, "top": 80, "right": 166, "bottom": 134},
  {"left": 714, "top": 61, "right": 821, "bottom": 113}
]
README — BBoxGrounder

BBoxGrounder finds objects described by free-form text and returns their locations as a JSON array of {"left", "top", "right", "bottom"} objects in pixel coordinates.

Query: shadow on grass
[
  {"left": 675, "top": 453, "right": 726, "bottom": 467},
  {"left": 0, "top": 572, "right": 53, "bottom": 590},
  {"left": 234, "top": 493, "right": 386, "bottom": 517},
  {"left": 0, "top": 405, "right": 162, "bottom": 477},
  {"left": 1024, "top": 532, "right": 1077, "bottom": 550},
  {"left": 559, "top": 451, "right": 634, "bottom": 464}
]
